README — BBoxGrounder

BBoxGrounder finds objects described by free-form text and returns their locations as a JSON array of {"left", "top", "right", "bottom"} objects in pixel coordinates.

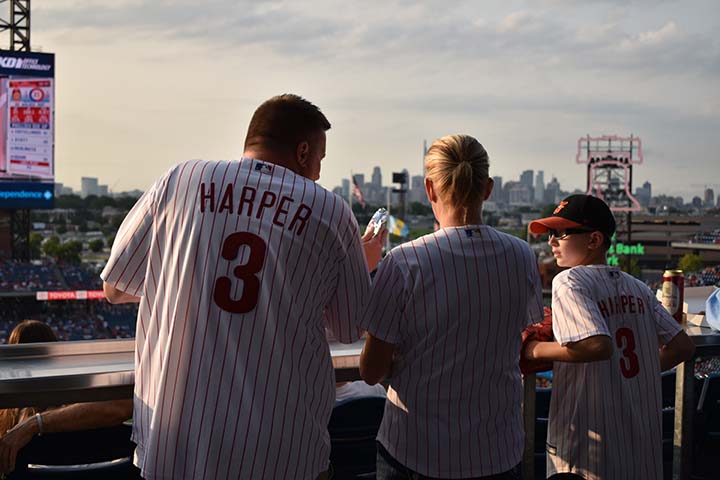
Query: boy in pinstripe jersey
[{"left": 525, "top": 195, "right": 695, "bottom": 480}]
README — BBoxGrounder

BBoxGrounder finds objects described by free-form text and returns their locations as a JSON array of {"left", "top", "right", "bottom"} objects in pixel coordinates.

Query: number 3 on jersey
[
  {"left": 615, "top": 327, "right": 640, "bottom": 379},
  {"left": 214, "top": 232, "right": 267, "bottom": 314}
]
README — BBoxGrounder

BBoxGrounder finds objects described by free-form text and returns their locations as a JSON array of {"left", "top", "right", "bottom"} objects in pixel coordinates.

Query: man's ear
[
  {"left": 296, "top": 141, "right": 310, "bottom": 168},
  {"left": 425, "top": 177, "right": 438, "bottom": 203}
]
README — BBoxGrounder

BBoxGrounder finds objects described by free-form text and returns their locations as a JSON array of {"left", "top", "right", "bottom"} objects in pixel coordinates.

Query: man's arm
[
  {"left": 103, "top": 282, "right": 141, "bottom": 304},
  {"left": 659, "top": 331, "right": 695, "bottom": 371},
  {"left": 0, "top": 399, "right": 133, "bottom": 474},
  {"left": 525, "top": 334, "right": 613, "bottom": 363},
  {"left": 360, "top": 333, "right": 395, "bottom": 385}
]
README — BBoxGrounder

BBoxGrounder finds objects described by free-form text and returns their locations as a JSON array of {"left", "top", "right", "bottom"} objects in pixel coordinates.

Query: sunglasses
[{"left": 548, "top": 228, "right": 595, "bottom": 240}]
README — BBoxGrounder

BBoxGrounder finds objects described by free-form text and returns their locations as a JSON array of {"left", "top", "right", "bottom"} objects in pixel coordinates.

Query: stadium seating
[
  {"left": 328, "top": 396, "right": 386, "bottom": 479},
  {"left": 8, "top": 424, "right": 139, "bottom": 480},
  {"left": 0, "top": 261, "right": 63, "bottom": 293}
]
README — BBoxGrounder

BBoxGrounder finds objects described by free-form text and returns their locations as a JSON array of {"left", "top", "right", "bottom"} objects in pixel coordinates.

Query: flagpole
[{"left": 386, "top": 186, "right": 391, "bottom": 251}]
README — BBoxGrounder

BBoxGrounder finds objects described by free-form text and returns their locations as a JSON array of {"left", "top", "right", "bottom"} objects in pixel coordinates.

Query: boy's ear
[{"left": 588, "top": 231, "right": 605, "bottom": 250}]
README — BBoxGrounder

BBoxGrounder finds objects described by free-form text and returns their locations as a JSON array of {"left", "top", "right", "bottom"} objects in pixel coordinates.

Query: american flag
[{"left": 351, "top": 175, "right": 366, "bottom": 208}]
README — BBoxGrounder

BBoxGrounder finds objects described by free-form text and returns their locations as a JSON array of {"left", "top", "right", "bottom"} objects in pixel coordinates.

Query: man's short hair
[{"left": 244, "top": 94, "right": 331, "bottom": 153}]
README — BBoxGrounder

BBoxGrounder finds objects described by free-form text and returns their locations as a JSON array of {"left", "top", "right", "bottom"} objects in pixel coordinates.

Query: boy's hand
[{"left": 520, "top": 307, "right": 554, "bottom": 374}]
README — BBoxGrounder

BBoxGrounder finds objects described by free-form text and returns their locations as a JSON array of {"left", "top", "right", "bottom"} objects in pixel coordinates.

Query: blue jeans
[{"left": 376, "top": 442, "right": 521, "bottom": 480}]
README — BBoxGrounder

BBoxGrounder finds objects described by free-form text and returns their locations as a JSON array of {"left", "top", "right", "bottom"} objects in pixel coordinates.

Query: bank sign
[{"left": 607, "top": 236, "right": 646, "bottom": 266}]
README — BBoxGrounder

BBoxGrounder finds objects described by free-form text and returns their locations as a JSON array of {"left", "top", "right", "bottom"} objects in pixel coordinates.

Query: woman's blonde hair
[{"left": 425, "top": 134, "right": 489, "bottom": 224}]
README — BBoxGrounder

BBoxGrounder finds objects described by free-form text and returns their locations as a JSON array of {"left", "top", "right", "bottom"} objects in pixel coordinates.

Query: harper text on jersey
[
  {"left": 597, "top": 294, "right": 646, "bottom": 318},
  {"left": 199, "top": 182, "right": 313, "bottom": 236}
]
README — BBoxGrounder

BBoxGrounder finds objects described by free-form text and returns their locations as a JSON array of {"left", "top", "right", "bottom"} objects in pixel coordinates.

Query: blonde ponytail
[{"left": 425, "top": 134, "right": 489, "bottom": 224}]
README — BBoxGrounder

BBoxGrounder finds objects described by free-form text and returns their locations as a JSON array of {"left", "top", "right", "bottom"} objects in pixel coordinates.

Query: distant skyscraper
[
  {"left": 372, "top": 166, "right": 382, "bottom": 188},
  {"left": 355, "top": 173, "right": 365, "bottom": 187},
  {"left": 716, "top": 194, "right": 720, "bottom": 208},
  {"left": 520, "top": 170, "right": 533, "bottom": 189},
  {"left": 98, "top": 185, "right": 109, "bottom": 196},
  {"left": 692, "top": 196, "right": 703, "bottom": 208},
  {"left": 81, "top": 177, "right": 99, "bottom": 198},
  {"left": 635, "top": 181, "right": 652, "bottom": 207},
  {"left": 534, "top": 171, "right": 545, "bottom": 203},
  {"left": 489, "top": 176, "right": 503, "bottom": 203},
  {"left": 410, "top": 175, "right": 427, "bottom": 204},
  {"left": 341, "top": 179, "right": 350, "bottom": 199},
  {"left": 704, "top": 188, "right": 715, "bottom": 207},
  {"left": 544, "top": 177, "right": 561, "bottom": 204}
]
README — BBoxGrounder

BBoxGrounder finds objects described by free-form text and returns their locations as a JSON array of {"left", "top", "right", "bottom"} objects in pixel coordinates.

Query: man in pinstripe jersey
[
  {"left": 525, "top": 195, "right": 695, "bottom": 480},
  {"left": 101, "top": 94, "right": 385, "bottom": 480}
]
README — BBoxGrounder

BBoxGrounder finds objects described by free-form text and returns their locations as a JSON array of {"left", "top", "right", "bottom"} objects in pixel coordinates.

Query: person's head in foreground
[
  {"left": 424, "top": 134, "right": 494, "bottom": 227},
  {"left": 0, "top": 320, "right": 57, "bottom": 435},
  {"left": 8, "top": 319, "right": 57, "bottom": 344},
  {"left": 243, "top": 93, "right": 330, "bottom": 181},
  {"left": 529, "top": 194, "right": 616, "bottom": 268}
]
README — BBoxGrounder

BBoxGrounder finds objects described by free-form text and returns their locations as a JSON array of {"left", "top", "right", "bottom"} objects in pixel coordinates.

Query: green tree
[
  {"left": 56, "top": 240, "right": 83, "bottom": 264},
  {"left": 29, "top": 232, "right": 43, "bottom": 259},
  {"left": 88, "top": 238, "right": 104, "bottom": 253},
  {"left": 42, "top": 235, "right": 61, "bottom": 257},
  {"left": 620, "top": 257, "right": 642, "bottom": 278},
  {"left": 678, "top": 253, "right": 703, "bottom": 273},
  {"left": 106, "top": 234, "right": 116, "bottom": 249}
]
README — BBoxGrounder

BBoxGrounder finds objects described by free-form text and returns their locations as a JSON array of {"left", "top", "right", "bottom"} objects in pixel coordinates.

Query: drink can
[{"left": 661, "top": 269, "right": 685, "bottom": 324}]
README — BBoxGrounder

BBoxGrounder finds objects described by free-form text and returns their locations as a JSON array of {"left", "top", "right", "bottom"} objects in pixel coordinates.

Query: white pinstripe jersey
[
  {"left": 101, "top": 158, "right": 369, "bottom": 480},
  {"left": 359, "top": 226, "right": 544, "bottom": 478},
  {"left": 548, "top": 265, "right": 682, "bottom": 480}
]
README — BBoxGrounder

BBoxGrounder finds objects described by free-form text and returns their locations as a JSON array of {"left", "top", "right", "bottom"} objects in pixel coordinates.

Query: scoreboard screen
[{"left": 0, "top": 50, "right": 54, "bottom": 209}]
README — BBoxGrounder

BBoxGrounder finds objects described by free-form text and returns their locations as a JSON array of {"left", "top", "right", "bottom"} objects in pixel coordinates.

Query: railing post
[
  {"left": 522, "top": 373, "right": 536, "bottom": 480},
  {"left": 673, "top": 357, "right": 695, "bottom": 480}
]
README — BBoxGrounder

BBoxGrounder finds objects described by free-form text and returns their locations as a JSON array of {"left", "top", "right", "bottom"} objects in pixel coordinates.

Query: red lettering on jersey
[
  {"left": 256, "top": 191, "right": 278, "bottom": 219},
  {"left": 200, "top": 182, "right": 215, "bottom": 212},
  {"left": 597, "top": 299, "right": 609, "bottom": 318},
  {"left": 273, "top": 196, "right": 293, "bottom": 227},
  {"left": 628, "top": 295, "right": 636, "bottom": 313},
  {"left": 621, "top": 295, "right": 629, "bottom": 313},
  {"left": 218, "top": 184, "right": 234, "bottom": 214},
  {"left": 289, "top": 204, "right": 312, "bottom": 236},
  {"left": 637, "top": 297, "right": 645, "bottom": 314},
  {"left": 239, "top": 186, "right": 256, "bottom": 216}
]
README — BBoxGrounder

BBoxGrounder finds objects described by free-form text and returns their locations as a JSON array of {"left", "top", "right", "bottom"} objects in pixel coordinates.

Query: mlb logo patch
[{"left": 254, "top": 162, "right": 273, "bottom": 174}]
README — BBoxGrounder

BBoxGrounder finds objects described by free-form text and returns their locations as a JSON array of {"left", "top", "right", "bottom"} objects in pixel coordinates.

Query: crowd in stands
[
  {"left": 61, "top": 264, "right": 103, "bottom": 290},
  {"left": 0, "top": 262, "right": 105, "bottom": 293},
  {"left": 0, "top": 261, "right": 63, "bottom": 293},
  {"left": 691, "top": 229, "right": 720, "bottom": 245},
  {"left": 0, "top": 302, "right": 137, "bottom": 344},
  {"left": 686, "top": 265, "right": 720, "bottom": 287}
]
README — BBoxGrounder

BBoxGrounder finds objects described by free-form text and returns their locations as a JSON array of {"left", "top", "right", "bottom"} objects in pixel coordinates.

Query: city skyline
[{"left": 31, "top": 1, "right": 720, "bottom": 201}]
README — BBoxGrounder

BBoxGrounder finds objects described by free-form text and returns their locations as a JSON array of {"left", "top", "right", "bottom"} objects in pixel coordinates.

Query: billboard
[{"left": 0, "top": 50, "right": 54, "bottom": 209}]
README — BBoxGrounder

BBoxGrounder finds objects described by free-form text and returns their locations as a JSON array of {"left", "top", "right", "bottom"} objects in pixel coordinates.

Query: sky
[{"left": 27, "top": 0, "right": 720, "bottom": 200}]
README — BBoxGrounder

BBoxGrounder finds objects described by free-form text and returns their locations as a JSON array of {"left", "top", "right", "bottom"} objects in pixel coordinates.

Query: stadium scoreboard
[{"left": 0, "top": 50, "right": 54, "bottom": 209}]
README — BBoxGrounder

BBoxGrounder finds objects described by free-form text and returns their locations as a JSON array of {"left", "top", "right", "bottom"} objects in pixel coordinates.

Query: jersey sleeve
[
  {"left": 650, "top": 295, "right": 683, "bottom": 345},
  {"left": 551, "top": 272, "right": 611, "bottom": 345},
  {"left": 357, "top": 251, "right": 408, "bottom": 345},
  {"left": 100, "top": 180, "right": 159, "bottom": 297},
  {"left": 323, "top": 217, "right": 371, "bottom": 344}
]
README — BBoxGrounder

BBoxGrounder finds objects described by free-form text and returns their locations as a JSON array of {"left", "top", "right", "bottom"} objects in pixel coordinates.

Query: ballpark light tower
[
  {"left": 0, "top": 0, "right": 30, "bottom": 51},
  {"left": 576, "top": 134, "right": 643, "bottom": 247},
  {"left": 0, "top": 0, "right": 31, "bottom": 260}
]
